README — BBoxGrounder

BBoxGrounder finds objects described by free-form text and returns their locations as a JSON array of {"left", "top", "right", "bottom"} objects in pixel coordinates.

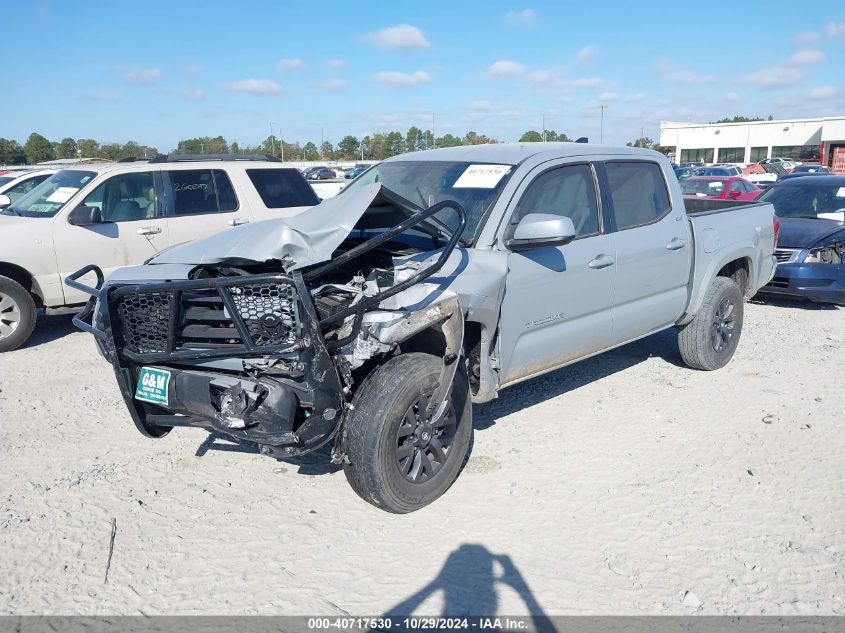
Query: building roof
[{"left": 661, "top": 116, "right": 845, "bottom": 130}]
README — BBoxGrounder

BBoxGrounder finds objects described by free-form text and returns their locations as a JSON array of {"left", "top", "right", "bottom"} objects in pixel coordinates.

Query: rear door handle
[
  {"left": 666, "top": 237, "right": 687, "bottom": 251},
  {"left": 136, "top": 226, "right": 162, "bottom": 236},
  {"left": 588, "top": 254, "right": 615, "bottom": 269},
  {"left": 227, "top": 218, "right": 250, "bottom": 226}
]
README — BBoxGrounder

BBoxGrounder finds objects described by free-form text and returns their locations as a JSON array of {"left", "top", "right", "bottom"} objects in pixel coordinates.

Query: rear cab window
[
  {"left": 164, "top": 169, "right": 238, "bottom": 216},
  {"left": 246, "top": 168, "right": 320, "bottom": 208},
  {"left": 605, "top": 161, "right": 671, "bottom": 230}
]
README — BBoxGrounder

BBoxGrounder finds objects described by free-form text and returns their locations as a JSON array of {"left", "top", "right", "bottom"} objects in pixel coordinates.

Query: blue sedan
[{"left": 757, "top": 176, "right": 845, "bottom": 305}]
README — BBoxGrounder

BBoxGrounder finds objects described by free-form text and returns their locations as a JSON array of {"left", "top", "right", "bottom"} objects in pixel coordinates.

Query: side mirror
[
  {"left": 728, "top": 189, "right": 741, "bottom": 198},
  {"left": 0, "top": 194, "right": 10, "bottom": 209},
  {"left": 506, "top": 213, "right": 577, "bottom": 251},
  {"left": 68, "top": 205, "right": 104, "bottom": 226}
]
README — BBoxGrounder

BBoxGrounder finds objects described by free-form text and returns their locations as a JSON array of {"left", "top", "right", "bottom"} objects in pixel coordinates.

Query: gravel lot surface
[{"left": 1, "top": 299, "right": 843, "bottom": 616}]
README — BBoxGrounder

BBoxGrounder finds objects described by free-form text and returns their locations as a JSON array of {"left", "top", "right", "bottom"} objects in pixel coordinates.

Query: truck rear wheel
[
  {"left": 342, "top": 352, "right": 472, "bottom": 513},
  {"left": 678, "top": 276, "right": 744, "bottom": 371},
  {"left": 0, "top": 275, "right": 36, "bottom": 353}
]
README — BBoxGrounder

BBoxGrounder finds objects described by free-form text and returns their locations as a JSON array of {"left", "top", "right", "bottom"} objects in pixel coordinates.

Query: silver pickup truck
[{"left": 69, "top": 144, "right": 778, "bottom": 513}]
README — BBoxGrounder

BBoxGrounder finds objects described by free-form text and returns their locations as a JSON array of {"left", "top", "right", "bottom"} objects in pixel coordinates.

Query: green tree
[
  {"left": 711, "top": 115, "right": 773, "bottom": 124},
  {"left": 384, "top": 131, "right": 404, "bottom": 158},
  {"left": 77, "top": 139, "right": 99, "bottom": 158},
  {"left": 176, "top": 135, "right": 228, "bottom": 154},
  {"left": 302, "top": 142, "right": 319, "bottom": 161},
  {"left": 337, "top": 135, "right": 360, "bottom": 160},
  {"left": 0, "top": 138, "right": 26, "bottom": 164},
  {"left": 230, "top": 141, "right": 240, "bottom": 154},
  {"left": 24, "top": 132, "right": 54, "bottom": 164},
  {"left": 435, "top": 133, "right": 462, "bottom": 148},
  {"left": 56, "top": 137, "right": 78, "bottom": 159},
  {"left": 463, "top": 131, "right": 490, "bottom": 145},
  {"left": 405, "top": 127, "right": 424, "bottom": 152},
  {"left": 519, "top": 130, "right": 543, "bottom": 142},
  {"left": 626, "top": 137, "right": 655, "bottom": 149},
  {"left": 543, "top": 130, "right": 570, "bottom": 142},
  {"left": 320, "top": 141, "right": 334, "bottom": 159}
]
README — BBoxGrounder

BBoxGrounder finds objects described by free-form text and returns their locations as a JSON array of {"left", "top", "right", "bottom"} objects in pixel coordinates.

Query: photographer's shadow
[{"left": 377, "top": 543, "right": 556, "bottom": 633}]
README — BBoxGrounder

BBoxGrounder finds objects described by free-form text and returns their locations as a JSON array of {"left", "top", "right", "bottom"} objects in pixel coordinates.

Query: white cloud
[
  {"left": 790, "top": 49, "right": 825, "bottom": 64},
  {"left": 809, "top": 85, "right": 838, "bottom": 99},
  {"left": 725, "top": 91, "right": 740, "bottom": 102},
  {"left": 361, "top": 24, "right": 430, "bottom": 50},
  {"left": 180, "top": 63, "right": 203, "bottom": 81},
  {"left": 742, "top": 66, "right": 804, "bottom": 88},
  {"left": 86, "top": 91, "right": 121, "bottom": 103},
  {"left": 325, "top": 59, "right": 346, "bottom": 69},
  {"left": 321, "top": 78, "right": 348, "bottom": 91},
  {"left": 797, "top": 30, "right": 820, "bottom": 45},
  {"left": 125, "top": 67, "right": 161, "bottom": 85},
  {"left": 179, "top": 89, "right": 205, "bottom": 102},
  {"left": 220, "top": 79, "right": 284, "bottom": 96},
  {"left": 504, "top": 9, "right": 537, "bottom": 27},
  {"left": 277, "top": 57, "right": 304, "bottom": 71},
  {"left": 656, "top": 59, "right": 715, "bottom": 84},
  {"left": 575, "top": 45, "right": 599, "bottom": 65},
  {"left": 825, "top": 21, "right": 845, "bottom": 38},
  {"left": 487, "top": 60, "right": 525, "bottom": 77},
  {"left": 597, "top": 91, "right": 618, "bottom": 102},
  {"left": 373, "top": 70, "right": 430, "bottom": 86}
]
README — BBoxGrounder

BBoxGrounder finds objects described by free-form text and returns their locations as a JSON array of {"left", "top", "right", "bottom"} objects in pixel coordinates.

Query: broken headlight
[{"left": 803, "top": 242, "right": 845, "bottom": 264}]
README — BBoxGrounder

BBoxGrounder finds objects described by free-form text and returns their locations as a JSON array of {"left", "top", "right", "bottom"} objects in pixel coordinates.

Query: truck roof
[{"left": 386, "top": 142, "right": 664, "bottom": 164}]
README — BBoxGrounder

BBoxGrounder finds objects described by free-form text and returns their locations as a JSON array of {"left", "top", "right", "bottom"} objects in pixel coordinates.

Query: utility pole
[
  {"left": 598, "top": 106, "right": 607, "bottom": 144},
  {"left": 269, "top": 122, "right": 275, "bottom": 158},
  {"left": 320, "top": 127, "right": 324, "bottom": 159},
  {"left": 280, "top": 127, "right": 284, "bottom": 162},
  {"left": 542, "top": 113, "right": 546, "bottom": 142},
  {"left": 432, "top": 113, "right": 436, "bottom": 149}
]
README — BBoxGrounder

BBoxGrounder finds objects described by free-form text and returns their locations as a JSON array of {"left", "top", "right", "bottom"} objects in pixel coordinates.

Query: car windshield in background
[
  {"left": 0, "top": 176, "right": 16, "bottom": 186},
  {"left": 246, "top": 169, "right": 320, "bottom": 209},
  {"left": 5, "top": 170, "right": 96, "bottom": 217},
  {"left": 344, "top": 160, "right": 515, "bottom": 242},
  {"left": 681, "top": 178, "right": 727, "bottom": 196},
  {"left": 758, "top": 183, "right": 845, "bottom": 218}
]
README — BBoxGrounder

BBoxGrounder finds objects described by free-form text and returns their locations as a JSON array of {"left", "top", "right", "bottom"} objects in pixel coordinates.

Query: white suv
[{"left": 0, "top": 155, "right": 319, "bottom": 351}]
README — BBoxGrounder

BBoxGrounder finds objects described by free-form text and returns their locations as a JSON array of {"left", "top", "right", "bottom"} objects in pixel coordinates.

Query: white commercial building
[{"left": 659, "top": 116, "right": 845, "bottom": 171}]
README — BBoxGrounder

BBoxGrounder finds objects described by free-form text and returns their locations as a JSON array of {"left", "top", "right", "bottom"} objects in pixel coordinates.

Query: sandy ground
[{"left": 0, "top": 298, "right": 843, "bottom": 617}]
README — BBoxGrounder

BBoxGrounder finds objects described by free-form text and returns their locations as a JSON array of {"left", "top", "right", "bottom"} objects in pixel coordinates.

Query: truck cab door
[
  {"left": 54, "top": 169, "right": 169, "bottom": 305},
  {"left": 497, "top": 162, "right": 616, "bottom": 387},
  {"left": 601, "top": 160, "right": 691, "bottom": 344}
]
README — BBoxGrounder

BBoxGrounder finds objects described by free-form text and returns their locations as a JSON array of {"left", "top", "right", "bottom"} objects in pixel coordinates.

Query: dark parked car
[
  {"left": 757, "top": 176, "right": 845, "bottom": 305},
  {"left": 778, "top": 165, "right": 832, "bottom": 182},
  {"left": 305, "top": 166, "right": 336, "bottom": 180}
]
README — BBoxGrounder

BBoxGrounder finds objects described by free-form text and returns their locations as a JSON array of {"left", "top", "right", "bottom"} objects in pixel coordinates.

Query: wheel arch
[{"left": 0, "top": 262, "right": 45, "bottom": 308}]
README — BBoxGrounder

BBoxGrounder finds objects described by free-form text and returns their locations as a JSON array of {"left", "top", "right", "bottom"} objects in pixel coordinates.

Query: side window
[
  {"left": 6, "top": 174, "right": 50, "bottom": 202},
  {"left": 246, "top": 168, "right": 320, "bottom": 208},
  {"left": 81, "top": 172, "right": 156, "bottom": 222},
  {"left": 727, "top": 180, "right": 743, "bottom": 194},
  {"left": 166, "top": 169, "right": 239, "bottom": 216},
  {"left": 605, "top": 161, "right": 671, "bottom": 230},
  {"left": 513, "top": 164, "right": 599, "bottom": 238}
]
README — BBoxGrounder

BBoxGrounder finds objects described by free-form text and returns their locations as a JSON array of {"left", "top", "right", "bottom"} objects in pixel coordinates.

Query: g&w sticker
[
  {"left": 135, "top": 367, "right": 171, "bottom": 405},
  {"left": 45, "top": 186, "right": 79, "bottom": 204},
  {"left": 453, "top": 164, "right": 511, "bottom": 189}
]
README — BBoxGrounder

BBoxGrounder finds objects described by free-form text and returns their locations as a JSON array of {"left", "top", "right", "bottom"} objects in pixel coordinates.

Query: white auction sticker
[
  {"left": 708, "top": 181, "right": 723, "bottom": 188},
  {"left": 836, "top": 187, "right": 845, "bottom": 198},
  {"left": 453, "top": 164, "right": 511, "bottom": 189},
  {"left": 45, "top": 187, "right": 79, "bottom": 204}
]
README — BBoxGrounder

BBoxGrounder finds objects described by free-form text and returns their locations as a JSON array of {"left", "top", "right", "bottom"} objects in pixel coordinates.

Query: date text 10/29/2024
[{"left": 307, "top": 617, "right": 530, "bottom": 631}]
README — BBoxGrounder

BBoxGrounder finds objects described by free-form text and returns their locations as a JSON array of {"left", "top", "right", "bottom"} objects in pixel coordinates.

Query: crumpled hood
[
  {"left": 777, "top": 217, "right": 845, "bottom": 249},
  {"left": 149, "top": 183, "right": 384, "bottom": 270}
]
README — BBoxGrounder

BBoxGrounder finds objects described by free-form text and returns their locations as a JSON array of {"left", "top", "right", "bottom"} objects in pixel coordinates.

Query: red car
[{"left": 680, "top": 176, "right": 762, "bottom": 201}]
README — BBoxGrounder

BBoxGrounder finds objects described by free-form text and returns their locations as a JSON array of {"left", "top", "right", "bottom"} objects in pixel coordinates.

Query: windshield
[
  {"left": 758, "top": 183, "right": 845, "bottom": 218},
  {"left": 5, "top": 170, "right": 96, "bottom": 217},
  {"left": 0, "top": 176, "right": 15, "bottom": 187},
  {"left": 344, "top": 160, "right": 515, "bottom": 242},
  {"left": 681, "top": 178, "right": 727, "bottom": 196}
]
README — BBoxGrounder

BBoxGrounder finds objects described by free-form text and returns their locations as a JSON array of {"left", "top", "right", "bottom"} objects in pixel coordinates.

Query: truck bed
[{"left": 684, "top": 197, "right": 766, "bottom": 215}]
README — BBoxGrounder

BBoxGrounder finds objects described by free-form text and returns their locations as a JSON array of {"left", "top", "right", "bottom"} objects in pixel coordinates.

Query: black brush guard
[{"left": 66, "top": 200, "right": 465, "bottom": 453}]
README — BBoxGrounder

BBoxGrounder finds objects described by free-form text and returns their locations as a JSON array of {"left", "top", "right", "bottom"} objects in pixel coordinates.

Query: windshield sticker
[
  {"left": 836, "top": 187, "right": 845, "bottom": 198},
  {"left": 45, "top": 186, "right": 79, "bottom": 204},
  {"left": 452, "top": 164, "right": 511, "bottom": 189},
  {"left": 708, "top": 182, "right": 723, "bottom": 188}
]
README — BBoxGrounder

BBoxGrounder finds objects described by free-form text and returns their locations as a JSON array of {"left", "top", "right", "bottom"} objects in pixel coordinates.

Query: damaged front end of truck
[{"left": 67, "top": 184, "right": 468, "bottom": 463}]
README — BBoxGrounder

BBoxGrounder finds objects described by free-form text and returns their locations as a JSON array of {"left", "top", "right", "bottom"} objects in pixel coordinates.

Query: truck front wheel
[
  {"left": 678, "top": 276, "right": 744, "bottom": 371},
  {"left": 342, "top": 352, "right": 472, "bottom": 513},
  {"left": 0, "top": 275, "right": 37, "bottom": 353}
]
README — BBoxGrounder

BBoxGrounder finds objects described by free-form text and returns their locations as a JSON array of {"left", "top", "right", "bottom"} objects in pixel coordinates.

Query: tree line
[{"left": 4, "top": 127, "right": 671, "bottom": 165}]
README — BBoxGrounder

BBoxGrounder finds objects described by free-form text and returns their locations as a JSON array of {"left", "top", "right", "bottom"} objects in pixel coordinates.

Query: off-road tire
[
  {"left": 678, "top": 276, "right": 744, "bottom": 371},
  {"left": 342, "top": 352, "right": 472, "bottom": 513},
  {"left": 0, "top": 275, "right": 37, "bottom": 353}
]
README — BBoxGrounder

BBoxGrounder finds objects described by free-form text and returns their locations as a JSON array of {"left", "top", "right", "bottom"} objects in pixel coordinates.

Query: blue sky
[{"left": 6, "top": 1, "right": 845, "bottom": 150}]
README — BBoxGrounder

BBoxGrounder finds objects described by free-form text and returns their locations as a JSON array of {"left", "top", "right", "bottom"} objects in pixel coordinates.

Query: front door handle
[
  {"left": 228, "top": 218, "right": 250, "bottom": 226},
  {"left": 588, "top": 254, "right": 615, "bottom": 269},
  {"left": 137, "top": 226, "right": 162, "bottom": 236},
  {"left": 666, "top": 237, "right": 687, "bottom": 251}
]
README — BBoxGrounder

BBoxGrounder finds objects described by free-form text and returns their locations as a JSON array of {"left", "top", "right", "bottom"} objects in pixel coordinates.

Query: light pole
[{"left": 598, "top": 105, "right": 607, "bottom": 144}]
